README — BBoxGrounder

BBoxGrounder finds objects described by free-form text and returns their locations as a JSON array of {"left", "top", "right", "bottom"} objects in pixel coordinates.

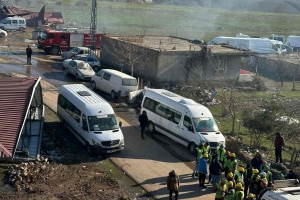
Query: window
[
  {"left": 103, "top": 72, "right": 111, "bottom": 81},
  {"left": 122, "top": 79, "right": 137, "bottom": 86},
  {"left": 97, "top": 71, "right": 103, "bottom": 77},
  {"left": 193, "top": 117, "right": 218, "bottom": 132},
  {"left": 61, "top": 34, "right": 67, "bottom": 39},
  {"left": 87, "top": 57, "right": 94, "bottom": 62},
  {"left": 88, "top": 114, "right": 119, "bottom": 132},
  {"left": 65, "top": 100, "right": 81, "bottom": 123},
  {"left": 82, "top": 114, "right": 88, "bottom": 131},
  {"left": 58, "top": 94, "right": 67, "bottom": 109},
  {"left": 4, "top": 20, "right": 11, "bottom": 24},
  {"left": 19, "top": 20, "right": 25, "bottom": 24},
  {"left": 12, "top": 20, "right": 18, "bottom": 24},
  {"left": 183, "top": 116, "right": 193, "bottom": 132},
  {"left": 48, "top": 33, "right": 55, "bottom": 39}
]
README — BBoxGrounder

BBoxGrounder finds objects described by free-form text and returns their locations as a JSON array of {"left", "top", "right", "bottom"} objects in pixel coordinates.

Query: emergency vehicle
[{"left": 37, "top": 29, "right": 105, "bottom": 55}]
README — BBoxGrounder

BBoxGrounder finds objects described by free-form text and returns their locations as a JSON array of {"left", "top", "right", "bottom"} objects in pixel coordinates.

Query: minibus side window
[
  {"left": 58, "top": 94, "right": 67, "bottom": 109},
  {"left": 82, "top": 114, "right": 88, "bottom": 131},
  {"left": 183, "top": 115, "right": 194, "bottom": 132}
]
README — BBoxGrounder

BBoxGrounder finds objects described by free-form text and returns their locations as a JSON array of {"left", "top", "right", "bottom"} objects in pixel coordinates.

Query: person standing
[
  {"left": 202, "top": 142, "right": 210, "bottom": 154},
  {"left": 198, "top": 153, "right": 209, "bottom": 188},
  {"left": 250, "top": 152, "right": 264, "bottom": 173},
  {"left": 274, "top": 132, "right": 284, "bottom": 164},
  {"left": 139, "top": 111, "right": 148, "bottom": 139},
  {"left": 234, "top": 183, "right": 244, "bottom": 200},
  {"left": 167, "top": 170, "right": 180, "bottom": 200},
  {"left": 228, "top": 153, "right": 237, "bottom": 174},
  {"left": 214, "top": 178, "right": 227, "bottom": 200},
  {"left": 216, "top": 144, "right": 226, "bottom": 167},
  {"left": 249, "top": 169, "right": 261, "bottom": 199},
  {"left": 210, "top": 157, "right": 223, "bottom": 189},
  {"left": 224, "top": 151, "right": 231, "bottom": 177},
  {"left": 26, "top": 45, "right": 33, "bottom": 65},
  {"left": 208, "top": 151, "right": 218, "bottom": 183},
  {"left": 263, "top": 164, "right": 273, "bottom": 187},
  {"left": 224, "top": 181, "right": 235, "bottom": 200},
  {"left": 234, "top": 167, "right": 245, "bottom": 186},
  {"left": 192, "top": 142, "right": 203, "bottom": 178},
  {"left": 244, "top": 164, "right": 254, "bottom": 197}
]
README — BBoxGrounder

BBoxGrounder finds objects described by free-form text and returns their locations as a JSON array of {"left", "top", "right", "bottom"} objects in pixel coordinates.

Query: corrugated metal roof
[{"left": 0, "top": 77, "right": 38, "bottom": 157}]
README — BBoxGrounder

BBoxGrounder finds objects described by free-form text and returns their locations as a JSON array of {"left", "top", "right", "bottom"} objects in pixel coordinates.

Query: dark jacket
[
  {"left": 250, "top": 157, "right": 263, "bottom": 172},
  {"left": 167, "top": 171, "right": 180, "bottom": 191},
  {"left": 210, "top": 160, "right": 223, "bottom": 176},
  {"left": 26, "top": 47, "right": 32, "bottom": 57},
  {"left": 139, "top": 114, "right": 148, "bottom": 127},
  {"left": 274, "top": 136, "right": 284, "bottom": 148}
]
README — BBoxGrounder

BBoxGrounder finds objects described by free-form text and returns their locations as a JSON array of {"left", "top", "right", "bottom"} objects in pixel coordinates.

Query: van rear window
[{"left": 122, "top": 79, "right": 137, "bottom": 86}]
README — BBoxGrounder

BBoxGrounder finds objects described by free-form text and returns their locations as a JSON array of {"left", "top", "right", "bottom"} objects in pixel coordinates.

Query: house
[
  {"left": 0, "top": 76, "right": 44, "bottom": 159},
  {"left": 100, "top": 35, "right": 255, "bottom": 83}
]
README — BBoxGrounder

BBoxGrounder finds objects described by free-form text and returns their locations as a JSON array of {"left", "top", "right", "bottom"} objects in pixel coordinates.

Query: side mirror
[{"left": 119, "top": 121, "right": 122, "bottom": 127}]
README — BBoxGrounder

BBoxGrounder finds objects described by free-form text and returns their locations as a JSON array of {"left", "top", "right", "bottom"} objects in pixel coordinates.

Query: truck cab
[{"left": 38, "top": 30, "right": 70, "bottom": 55}]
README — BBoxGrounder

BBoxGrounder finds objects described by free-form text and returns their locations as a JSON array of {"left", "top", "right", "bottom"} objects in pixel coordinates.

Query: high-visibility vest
[
  {"left": 227, "top": 159, "right": 237, "bottom": 172},
  {"left": 224, "top": 157, "right": 231, "bottom": 168},
  {"left": 216, "top": 148, "right": 226, "bottom": 162},
  {"left": 226, "top": 179, "right": 236, "bottom": 189},
  {"left": 195, "top": 147, "right": 203, "bottom": 160},
  {"left": 235, "top": 171, "right": 244, "bottom": 183},
  {"left": 202, "top": 145, "right": 210, "bottom": 153},
  {"left": 250, "top": 174, "right": 261, "bottom": 189},
  {"left": 266, "top": 171, "right": 272, "bottom": 181},
  {"left": 215, "top": 183, "right": 227, "bottom": 198},
  {"left": 224, "top": 188, "right": 235, "bottom": 200},
  {"left": 234, "top": 190, "right": 244, "bottom": 200}
]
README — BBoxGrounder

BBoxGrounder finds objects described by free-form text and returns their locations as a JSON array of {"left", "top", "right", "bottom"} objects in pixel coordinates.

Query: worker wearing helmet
[
  {"left": 263, "top": 164, "right": 273, "bottom": 187},
  {"left": 247, "top": 193, "right": 254, "bottom": 200},
  {"left": 198, "top": 152, "right": 209, "bottom": 188},
  {"left": 223, "top": 151, "right": 231, "bottom": 177},
  {"left": 234, "top": 167, "right": 245, "bottom": 186},
  {"left": 226, "top": 172, "right": 236, "bottom": 189},
  {"left": 244, "top": 164, "right": 254, "bottom": 197},
  {"left": 192, "top": 142, "right": 203, "bottom": 178},
  {"left": 235, "top": 182, "right": 244, "bottom": 200},
  {"left": 216, "top": 144, "right": 226, "bottom": 167},
  {"left": 202, "top": 142, "right": 210, "bottom": 154},
  {"left": 214, "top": 178, "right": 227, "bottom": 200},
  {"left": 249, "top": 169, "right": 261, "bottom": 199},
  {"left": 228, "top": 153, "right": 237, "bottom": 174},
  {"left": 224, "top": 181, "right": 235, "bottom": 200}
]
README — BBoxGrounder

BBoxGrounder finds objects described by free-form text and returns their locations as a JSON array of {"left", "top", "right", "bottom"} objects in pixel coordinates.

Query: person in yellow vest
[
  {"left": 216, "top": 144, "right": 226, "bottom": 167},
  {"left": 263, "top": 164, "right": 273, "bottom": 187},
  {"left": 224, "top": 151, "right": 231, "bottom": 177},
  {"left": 224, "top": 181, "right": 235, "bottom": 200},
  {"left": 247, "top": 193, "right": 254, "bottom": 200},
  {"left": 214, "top": 178, "right": 227, "bottom": 200},
  {"left": 249, "top": 169, "right": 260, "bottom": 199},
  {"left": 192, "top": 142, "right": 203, "bottom": 178},
  {"left": 228, "top": 153, "right": 237, "bottom": 174},
  {"left": 227, "top": 172, "right": 236, "bottom": 189},
  {"left": 235, "top": 182, "right": 244, "bottom": 200},
  {"left": 234, "top": 167, "right": 244, "bottom": 186},
  {"left": 202, "top": 142, "right": 210, "bottom": 154},
  {"left": 244, "top": 164, "right": 254, "bottom": 197}
]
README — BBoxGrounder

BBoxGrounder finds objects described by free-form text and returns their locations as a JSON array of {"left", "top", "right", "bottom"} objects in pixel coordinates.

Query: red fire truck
[{"left": 37, "top": 29, "right": 105, "bottom": 55}]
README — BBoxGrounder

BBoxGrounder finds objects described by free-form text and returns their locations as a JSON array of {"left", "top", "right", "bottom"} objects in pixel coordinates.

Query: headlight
[
  {"left": 92, "top": 139, "right": 101, "bottom": 146},
  {"left": 120, "top": 138, "right": 124, "bottom": 144}
]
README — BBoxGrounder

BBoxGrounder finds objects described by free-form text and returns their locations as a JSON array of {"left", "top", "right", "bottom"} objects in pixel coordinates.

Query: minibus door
[
  {"left": 179, "top": 114, "right": 194, "bottom": 146},
  {"left": 80, "top": 114, "right": 91, "bottom": 142}
]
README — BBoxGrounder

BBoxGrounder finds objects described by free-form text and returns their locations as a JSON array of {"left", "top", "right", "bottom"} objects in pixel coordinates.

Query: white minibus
[
  {"left": 141, "top": 88, "right": 225, "bottom": 154},
  {"left": 57, "top": 84, "right": 124, "bottom": 154},
  {"left": 0, "top": 17, "right": 26, "bottom": 31}
]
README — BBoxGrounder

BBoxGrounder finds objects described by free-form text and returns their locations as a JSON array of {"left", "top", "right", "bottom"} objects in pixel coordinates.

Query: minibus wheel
[
  {"left": 111, "top": 91, "right": 116, "bottom": 99},
  {"left": 189, "top": 142, "right": 196, "bottom": 154},
  {"left": 148, "top": 122, "right": 155, "bottom": 134},
  {"left": 86, "top": 142, "right": 93, "bottom": 155}
]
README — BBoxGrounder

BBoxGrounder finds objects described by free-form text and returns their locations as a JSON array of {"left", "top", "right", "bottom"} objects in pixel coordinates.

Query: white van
[
  {"left": 141, "top": 88, "right": 225, "bottom": 154},
  {"left": 91, "top": 69, "right": 137, "bottom": 99},
  {"left": 0, "top": 17, "right": 26, "bottom": 31},
  {"left": 57, "top": 84, "right": 125, "bottom": 154}
]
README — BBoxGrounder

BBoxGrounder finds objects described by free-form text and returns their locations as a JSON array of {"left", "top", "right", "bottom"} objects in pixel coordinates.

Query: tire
[
  {"left": 19, "top": 27, "right": 24, "bottom": 32},
  {"left": 75, "top": 74, "right": 80, "bottom": 82},
  {"left": 86, "top": 142, "right": 94, "bottom": 155},
  {"left": 51, "top": 47, "right": 60, "bottom": 55},
  {"left": 63, "top": 120, "right": 68, "bottom": 130},
  {"left": 189, "top": 142, "right": 196, "bottom": 155},
  {"left": 111, "top": 90, "right": 116, "bottom": 99},
  {"left": 91, "top": 81, "right": 96, "bottom": 90},
  {"left": 148, "top": 121, "right": 155, "bottom": 134},
  {"left": 0, "top": 26, "right": 4, "bottom": 30},
  {"left": 93, "top": 66, "right": 100, "bottom": 72}
]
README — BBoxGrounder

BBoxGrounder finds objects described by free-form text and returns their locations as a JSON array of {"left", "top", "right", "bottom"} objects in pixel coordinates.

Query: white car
[
  {"left": 62, "top": 55, "right": 101, "bottom": 72},
  {"left": 64, "top": 60, "right": 95, "bottom": 81},
  {"left": 61, "top": 47, "right": 94, "bottom": 60},
  {"left": 0, "top": 29, "right": 7, "bottom": 38}
]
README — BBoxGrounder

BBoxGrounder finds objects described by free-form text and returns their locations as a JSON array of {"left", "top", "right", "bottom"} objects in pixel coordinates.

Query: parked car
[
  {"left": 0, "top": 17, "right": 26, "bottom": 31},
  {"left": 283, "top": 45, "right": 293, "bottom": 53},
  {"left": 61, "top": 47, "right": 94, "bottom": 60},
  {"left": 0, "top": 29, "right": 7, "bottom": 38},
  {"left": 64, "top": 60, "right": 95, "bottom": 81},
  {"left": 91, "top": 69, "right": 138, "bottom": 99},
  {"left": 62, "top": 55, "right": 101, "bottom": 72}
]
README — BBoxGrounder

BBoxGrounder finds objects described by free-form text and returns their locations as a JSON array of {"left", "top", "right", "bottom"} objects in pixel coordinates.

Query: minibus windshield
[
  {"left": 88, "top": 114, "right": 119, "bottom": 132},
  {"left": 193, "top": 117, "right": 219, "bottom": 132}
]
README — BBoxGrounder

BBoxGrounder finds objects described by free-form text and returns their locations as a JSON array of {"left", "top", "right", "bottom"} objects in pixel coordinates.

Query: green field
[{"left": 22, "top": 1, "right": 300, "bottom": 41}]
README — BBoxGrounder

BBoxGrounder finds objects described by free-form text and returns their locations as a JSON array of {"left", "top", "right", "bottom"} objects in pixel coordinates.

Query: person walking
[
  {"left": 139, "top": 111, "right": 148, "bottom": 139},
  {"left": 192, "top": 142, "right": 203, "bottom": 178},
  {"left": 210, "top": 157, "right": 223, "bottom": 189},
  {"left": 198, "top": 153, "right": 209, "bottom": 188},
  {"left": 250, "top": 152, "right": 264, "bottom": 173},
  {"left": 274, "top": 131, "right": 284, "bottom": 164},
  {"left": 26, "top": 45, "right": 33, "bottom": 65},
  {"left": 214, "top": 178, "right": 227, "bottom": 200},
  {"left": 244, "top": 164, "right": 254, "bottom": 197},
  {"left": 216, "top": 144, "right": 226, "bottom": 167},
  {"left": 167, "top": 170, "right": 180, "bottom": 200}
]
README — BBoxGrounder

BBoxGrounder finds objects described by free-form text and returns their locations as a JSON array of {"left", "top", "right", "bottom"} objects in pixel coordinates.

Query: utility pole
[{"left": 89, "top": 0, "right": 97, "bottom": 55}]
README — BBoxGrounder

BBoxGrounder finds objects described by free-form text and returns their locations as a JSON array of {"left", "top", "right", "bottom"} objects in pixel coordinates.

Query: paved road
[{"left": 1, "top": 52, "right": 216, "bottom": 199}]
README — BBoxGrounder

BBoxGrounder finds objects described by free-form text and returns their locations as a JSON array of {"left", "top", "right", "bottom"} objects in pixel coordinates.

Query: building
[
  {"left": 100, "top": 35, "right": 255, "bottom": 83},
  {"left": 0, "top": 77, "right": 44, "bottom": 159}
]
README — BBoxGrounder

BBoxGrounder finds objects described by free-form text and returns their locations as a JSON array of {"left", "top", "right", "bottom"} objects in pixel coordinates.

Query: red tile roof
[{"left": 0, "top": 77, "right": 38, "bottom": 157}]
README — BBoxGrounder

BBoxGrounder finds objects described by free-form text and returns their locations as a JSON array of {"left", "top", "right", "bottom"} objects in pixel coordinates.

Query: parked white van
[
  {"left": 91, "top": 69, "right": 138, "bottom": 99},
  {"left": 57, "top": 84, "right": 125, "bottom": 154},
  {"left": 0, "top": 17, "right": 26, "bottom": 31},
  {"left": 141, "top": 88, "right": 225, "bottom": 154}
]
